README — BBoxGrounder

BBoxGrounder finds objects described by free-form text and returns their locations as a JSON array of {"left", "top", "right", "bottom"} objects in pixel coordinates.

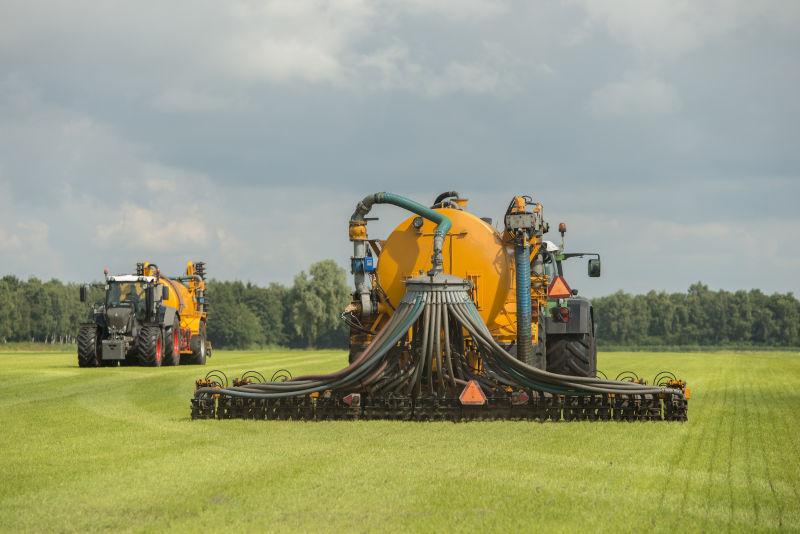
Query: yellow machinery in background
[{"left": 78, "top": 261, "right": 210, "bottom": 367}]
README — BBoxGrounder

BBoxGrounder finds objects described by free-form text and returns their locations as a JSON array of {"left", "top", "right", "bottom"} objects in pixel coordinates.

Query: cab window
[{"left": 107, "top": 282, "right": 145, "bottom": 309}]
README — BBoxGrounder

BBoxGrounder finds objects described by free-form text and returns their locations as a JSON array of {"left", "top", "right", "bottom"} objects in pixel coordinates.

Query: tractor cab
[
  {"left": 106, "top": 279, "right": 145, "bottom": 314},
  {"left": 100, "top": 275, "right": 160, "bottom": 341}
]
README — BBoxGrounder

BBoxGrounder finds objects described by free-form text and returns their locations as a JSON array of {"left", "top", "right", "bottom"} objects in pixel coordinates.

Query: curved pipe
[
  {"left": 432, "top": 191, "right": 460, "bottom": 206},
  {"left": 351, "top": 192, "right": 452, "bottom": 274}
]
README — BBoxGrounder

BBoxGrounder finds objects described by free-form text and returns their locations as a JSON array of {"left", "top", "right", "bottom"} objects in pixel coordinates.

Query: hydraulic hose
[
  {"left": 515, "top": 235, "right": 533, "bottom": 364},
  {"left": 351, "top": 192, "right": 452, "bottom": 274},
  {"left": 197, "top": 277, "right": 683, "bottom": 406},
  {"left": 195, "top": 296, "right": 425, "bottom": 399}
]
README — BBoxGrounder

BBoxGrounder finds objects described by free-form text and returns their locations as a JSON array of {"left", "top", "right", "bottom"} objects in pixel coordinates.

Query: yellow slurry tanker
[
  {"left": 78, "top": 262, "right": 210, "bottom": 367},
  {"left": 346, "top": 192, "right": 599, "bottom": 376},
  {"left": 192, "top": 192, "right": 688, "bottom": 422}
]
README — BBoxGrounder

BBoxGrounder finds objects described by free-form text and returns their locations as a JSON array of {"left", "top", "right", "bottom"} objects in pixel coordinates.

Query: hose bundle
[{"left": 192, "top": 275, "right": 688, "bottom": 421}]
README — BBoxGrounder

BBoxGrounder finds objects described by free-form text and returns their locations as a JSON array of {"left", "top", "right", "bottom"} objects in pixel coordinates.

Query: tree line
[
  {"left": 0, "top": 266, "right": 798, "bottom": 349},
  {"left": 205, "top": 260, "right": 350, "bottom": 349},
  {"left": 593, "top": 283, "right": 800, "bottom": 348}
]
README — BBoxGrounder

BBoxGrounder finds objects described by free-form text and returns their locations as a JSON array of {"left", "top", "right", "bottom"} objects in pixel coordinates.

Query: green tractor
[{"left": 539, "top": 225, "right": 602, "bottom": 377}]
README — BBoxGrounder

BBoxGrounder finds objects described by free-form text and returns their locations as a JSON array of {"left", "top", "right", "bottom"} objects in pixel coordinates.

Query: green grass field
[{"left": 1, "top": 349, "right": 798, "bottom": 532}]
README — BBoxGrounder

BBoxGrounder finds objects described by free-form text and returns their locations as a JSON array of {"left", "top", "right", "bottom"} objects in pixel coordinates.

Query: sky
[{"left": 0, "top": 0, "right": 798, "bottom": 297}]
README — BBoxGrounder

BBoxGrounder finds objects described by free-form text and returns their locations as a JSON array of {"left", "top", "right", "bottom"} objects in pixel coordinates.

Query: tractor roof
[
  {"left": 543, "top": 240, "right": 560, "bottom": 252},
  {"left": 107, "top": 275, "right": 157, "bottom": 283}
]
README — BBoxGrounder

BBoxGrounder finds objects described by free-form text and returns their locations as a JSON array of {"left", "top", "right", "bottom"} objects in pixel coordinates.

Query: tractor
[{"left": 78, "top": 261, "right": 210, "bottom": 367}]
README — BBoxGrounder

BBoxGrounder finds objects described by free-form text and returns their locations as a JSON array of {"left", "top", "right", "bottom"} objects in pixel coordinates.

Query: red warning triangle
[
  {"left": 548, "top": 276, "right": 573, "bottom": 299},
  {"left": 459, "top": 380, "right": 487, "bottom": 406}
]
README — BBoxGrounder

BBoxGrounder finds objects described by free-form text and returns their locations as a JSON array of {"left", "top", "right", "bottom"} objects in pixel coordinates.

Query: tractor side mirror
[
  {"left": 79, "top": 285, "right": 88, "bottom": 302},
  {"left": 162, "top": 285, "right": 170, "bottom": 300},
  {"left": 588, "top": 258, "right": 601, "bottom": 278}
]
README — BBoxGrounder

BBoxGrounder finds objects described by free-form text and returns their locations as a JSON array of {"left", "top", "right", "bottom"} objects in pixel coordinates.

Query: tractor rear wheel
[
  {"left": 546, "top": 332, "right": 597, "bottom": 377},
  {"left": 77, "top": 325, "right": 101, "bottom": 367},
  {"left": 164, "top": 317, "right": 181, "bottom": 366},
  {"left": 136, "top": 325, "right": 164, "bottom": 367},
  {"left": 189, "top": 322, "right": 207, "bottom": 365}
]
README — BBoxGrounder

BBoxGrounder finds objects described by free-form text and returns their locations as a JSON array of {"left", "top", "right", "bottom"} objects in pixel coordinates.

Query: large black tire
[
  {"left": 164, "top": 317, "right": 181, "bottom": 366},
  {"left": 546, "top": 332, "right": 597, "bottom": 377},
  {"left": 135, "top": 325, "right": 164, "bottom": 367},
  {"left": 77, "top": 325, "right": 101, "bottom": 367},
  {"left": 188, "top": 322, "right": 207, "bottom": 365}
]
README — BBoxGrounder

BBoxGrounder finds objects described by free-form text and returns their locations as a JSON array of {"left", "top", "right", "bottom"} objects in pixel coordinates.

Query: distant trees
[
  {"left": 0, "top": 275, "right": 87, "bottom": 343},
  {"left": 1, "top": 269, "right": 798, "bottom": 349},
  {"left": 205, "top": 281, "right": 288, "bottom": 349},
  {"left": 204, "top": 260, "right": 349, "bottom": 349},
  {"left": 285, "top": 260, "right": 350, "bottom": 348},
  {"left": 593, "top": 283, "right": 800, "bottom": 347}
]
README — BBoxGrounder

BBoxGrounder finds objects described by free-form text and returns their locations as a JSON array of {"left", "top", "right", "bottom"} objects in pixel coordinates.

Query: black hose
[
  {"left": 199, "top": 282, "right": 683, "bottom": 405},
  {"left": 432, "top": 191, "right": 459, "bottom": 206},
  {"left": 442, "top": 297, "right": 456, "bottom": 389}
]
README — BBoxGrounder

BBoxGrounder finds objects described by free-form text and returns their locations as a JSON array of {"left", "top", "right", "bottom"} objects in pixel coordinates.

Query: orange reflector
[
  {"left": 548, "top": 276, "right": 573, "bottom": 299},
  {"left": 342, "top": 393, "right": 361, "bottom": 407},
  {"left": 459, "top": 380, "right": 487, "bottom": 406},
  {"left": 685, "top": 386, "right": 692, "bottom": 400}
]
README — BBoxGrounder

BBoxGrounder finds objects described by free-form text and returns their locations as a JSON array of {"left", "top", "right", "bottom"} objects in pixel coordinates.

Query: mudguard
[{"left": 158, "top": 305, "right": 178, "bottom": 327}]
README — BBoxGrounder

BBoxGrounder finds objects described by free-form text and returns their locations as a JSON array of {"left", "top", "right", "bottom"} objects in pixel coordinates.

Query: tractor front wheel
[
  {"left": 77, "top": 325, "right": 101, "bottom": 367},
  {"left": 136, "top": 325, "right": 164, "bottom": 367}
]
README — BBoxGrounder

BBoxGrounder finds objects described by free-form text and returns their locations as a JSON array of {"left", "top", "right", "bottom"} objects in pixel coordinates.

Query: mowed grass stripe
[
  {"left": 756, "top": 367, "right": 795, "bottom": 526},
  {"left": 0, "top": 350, "right": 798, "bottom": 532}
]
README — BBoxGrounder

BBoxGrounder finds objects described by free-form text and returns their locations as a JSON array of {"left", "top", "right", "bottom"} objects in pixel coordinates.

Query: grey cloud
[{"left": 0, "top": 1, "right": 797, "bottom": 296}]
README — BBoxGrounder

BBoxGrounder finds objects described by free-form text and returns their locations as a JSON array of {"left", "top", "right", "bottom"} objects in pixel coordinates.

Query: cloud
[
  {"left": 357, "top": 43, "right": 518, "bottom": 96},
  {"left": 0, "top": 1, "right": 521, "bottom": 99},
  {"left": 557, "top": 211, "right": 800, "bottom": 295},
  {"left": 395, "top": 0, "right": 508, "bottom": 20},
  {"left": 572, "top": 0, "right": 785, "bottom": 60},
  {"left": 0, "top": 1, "right": 797, "bottom": 298},
  {"left": 152, "top": 90, "right": 242, "bottom": 114},
  {"left": 0, "top": 221, "right": 48, "bottom": 254},
  {"left": 94, "top": 203, "right": 210, "bottom": 251},
  {"left": 0, "top": 82, "right": 356, "bottom": 283},
  {"left": 0, "top": 179, "right": 56, "bottom": 273},
  {"left": 589, "top": 72, "right": 681, "bottom": 118}
]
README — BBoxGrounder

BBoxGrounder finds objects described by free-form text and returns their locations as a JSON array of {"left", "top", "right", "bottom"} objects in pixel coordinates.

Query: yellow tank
[
  {"left": 346, "top": 192, "right": 552, "bottom": 365},
  {"left": 142, "top": 261, "right": 208, "bottom": 358},
  {"left": 374, "top": 205, "right": 520, "bottom": 344}
]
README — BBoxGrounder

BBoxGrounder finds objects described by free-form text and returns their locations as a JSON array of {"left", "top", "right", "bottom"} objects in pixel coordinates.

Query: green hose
[{"left": 351, "top": 192, "right": 452, "bottom": 273}]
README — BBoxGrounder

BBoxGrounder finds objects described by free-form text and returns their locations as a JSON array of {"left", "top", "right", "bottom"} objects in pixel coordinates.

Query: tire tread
[
  {"left": 77, "top": 325, "right": 100, "bottom": 367},
  {"left": 546, "top": 332, "right": 597, "bottom": 377}
]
